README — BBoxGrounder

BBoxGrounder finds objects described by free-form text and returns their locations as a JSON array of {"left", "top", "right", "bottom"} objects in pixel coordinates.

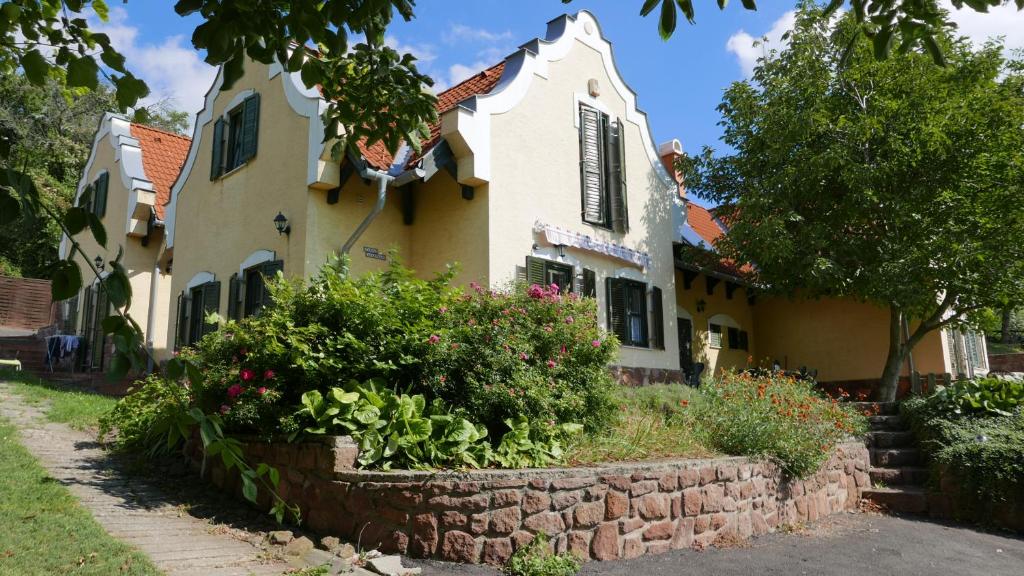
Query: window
[
  {"left": 650, "top": 286, "right": 665, "bottom": 350},
  {"left": 82, "top": 172, "right": 108, "bottom": 218},
  {"left": 228, "top": 259, "right": 284, "bottom": 320},
  {"left": 709, "top": 323, "right": 723, "bottom": 349},
  {"left": 525, "top": 256, "right": 573, "bottom": 293},
  {"left": 211, "top": 93, "right": 260, "bottom": 179},
  {"left": 727, "top": 327, "right": 749, "bottom": 351},
  {"left": 176, "top": 280, "right": 221, "bottom": 348},
  {"left": 607, "top": 277, "right": 648, "bottom": 347},
  {"left": 578, "top": 104, "right": 628, "bottom": 232}
]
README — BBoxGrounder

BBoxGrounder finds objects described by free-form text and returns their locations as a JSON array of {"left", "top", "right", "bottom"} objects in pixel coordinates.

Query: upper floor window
[
  {"left": 211, "top": 93, "right": 260, "bottom": 179},
  {"left": 83, "top": 172, "right": 109, "bottom": 218},
  {"left": 578, "top": 104, "right": 628, "bottom": 233}
]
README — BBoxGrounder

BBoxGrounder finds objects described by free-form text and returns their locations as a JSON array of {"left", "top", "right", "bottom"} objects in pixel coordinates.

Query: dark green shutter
[
  {"left": 210, "top": 117, "right": 225, "bottom": 180},
  {"left": 579, "top": 105, "right": 607, "bottom": 226},
  {"left": 201, "top": 281, "right": 221, "bottom": 337},
  {"left": 739, "top": 330, "right": 749, "bottom": 351},
  {"left": 606, "top": 277, "right": 627, "bottom": 343},
  {"left": 227, "top": 273, "right": 241, "bottom": 321},
  {"left": 241, "top": 93, "right": 260, "bottom": 162},
  {"left": 91, "top": 286, "right": 108, "bottom": 370},
  {"left": 79, "top": 287, "right": 95, "bottom": 369},
  {"left": 94, "top": 172, "right": 108, "bottom": 217},
  {"left": 650, "top": 286, "right": 664, "bottom": 349},
  {"left": 728, "top": 327, "right": 739, "bottom": 350},
  {"left": 608, "top": 119, "right": 628, "bottom": 233},
  {"left": 259, "top": 259, "right": 283, "bottom": 309},
  {"left": 525, "top": 256, "right": 545, "bottom": 286},
  {"left": 174, "top": 291, "right": 186, "bottom": 348},
  {"left": 583, "top": 268, "right": 596, "bottom": 298}
]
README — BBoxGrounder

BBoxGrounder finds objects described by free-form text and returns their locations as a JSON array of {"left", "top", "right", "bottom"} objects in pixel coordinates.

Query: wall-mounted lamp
[
  {"left": 273, "top": 212, "right": 291, "bottom": 236},
  {"left": 94, "top": 255, "right": 105, "bottom": 272},
  {"left": 555, "top": 244, "right": 566, "bottom": 260},
  {"left": 696, "top": 298, "right": 706, "bottom": 313}
]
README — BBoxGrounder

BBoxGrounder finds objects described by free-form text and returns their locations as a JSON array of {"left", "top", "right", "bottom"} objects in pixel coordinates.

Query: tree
[{"left": 682, "top": 4, "right": 1024, "bottom": 401}]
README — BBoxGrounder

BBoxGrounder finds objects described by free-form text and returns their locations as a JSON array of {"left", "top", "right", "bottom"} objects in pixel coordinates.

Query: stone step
[
  {"left": 866, "top": 430, "right": 916, "bottom": 448},
  {"left": 872, "top": 448, "right": 921, "bottom": 467},
  {"left": 869, "top": 466, "right": 930, "bottom": 486},
  {"left": 849, "top": 401, "right": 899, "bottom": 415},
  {"left": 862, "top": 486, "right": 928, "bottom": 514},
  {"left": 868, "top": 415, "right": 906, "bottom": 430}
]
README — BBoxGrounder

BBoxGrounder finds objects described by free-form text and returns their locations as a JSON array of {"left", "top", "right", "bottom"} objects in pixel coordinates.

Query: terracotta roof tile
[
  {"left": 686, "top": 200, "right": 753, "bottom": 277},
  {"left": 356, "top": 61, "right": 506, "bottom": 170},
  {"left": 129, "top": 123, "right": 191, "bottom": 220}
]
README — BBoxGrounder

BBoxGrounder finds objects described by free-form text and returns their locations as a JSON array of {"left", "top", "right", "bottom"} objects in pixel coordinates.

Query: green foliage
[
  {"left": 503, "top": 533, "right": 580, "bottom": 576},
  {"left": 97, "top": 374, "right": 191, "bottom": 453},
  {"left": 927, "top": 378, "right": 1024, "bottom": 416},
  {"left": 902, "top": 395, "right": 1024, "bottom": 515},
  {"left": 682, "top": 5, "right": 1024, "bottom": 401},
  {"left": 693, "top": 370, "right": 868, "bottom": 477},
  {"left": 493, "top": 416, "right": 583, "bottom": 469}
]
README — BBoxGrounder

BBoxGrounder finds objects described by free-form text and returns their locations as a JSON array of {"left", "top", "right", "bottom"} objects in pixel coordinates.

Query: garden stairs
[{"left": 854, "top": 402, "right": 930, "bottom": 514}]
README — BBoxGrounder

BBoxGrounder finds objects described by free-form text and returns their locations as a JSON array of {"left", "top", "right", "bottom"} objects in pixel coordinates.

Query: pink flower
[
  {"left": 591, "top": 339, "right": 601, "bottom": 347},
  {"left": 519, "top": 352, "right": 529, "bottom": 361},
  {"left": 263, "top": 369, "right": 275, "bottom": 380},
  {"left": 468, "top": 318, "right": 477, "bottom": 326},
  {"left": 546, "top": 360, "right": 557, "bottom": 369},
  {"left": 527, "top": 284, "right": 545, "bottom": 299},
  {"left": 439, "top": 376, "right": 447, "bottom": 383},
  {"left": 219, "top": 404, "right": 231, "bottom": 414},
  {"left": 543, "top": 325, "right": 553, "bottom": 333},
  {"left": 560, "top": 345, "right": 567, "bottom": 355},
  {"left": 227, "top": 384, "right": 244, "bottom": 399},
  {"left": 240, "top": 368, "right": 255, "bottom": 382},
  {"left": 438, "top": 306, "right": 448, "bottom": 314},
  {"left": 549, "top": 283, "right": 560, "bottom": 293},
  {"left": 470, "top": 281, "right": 482, "bottom": 293},
  {"left": 428, "top": 334, "right": 440, "bottom": 344},
  {"left": 565, "top": 316, "right": 574, "bottom": 325},
  {"left": 257, "top": 386, "right": 268, "bottom": 396}
]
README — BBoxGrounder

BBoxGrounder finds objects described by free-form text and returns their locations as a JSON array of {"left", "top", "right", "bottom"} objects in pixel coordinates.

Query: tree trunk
[
  {"left": 1001, "top": 307, "right": 1013, "bottom": 345},
  {"left": 877, "top": 305, "right": 906, "bottom": 402}
]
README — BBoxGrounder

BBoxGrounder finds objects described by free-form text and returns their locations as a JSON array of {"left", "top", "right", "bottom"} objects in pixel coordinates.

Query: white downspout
[
  {"left": 341, "top": 169, "right": 393, "bottom": 255},
  {"left": 145, "top": 262, "right": 160, "bottom": 373}
]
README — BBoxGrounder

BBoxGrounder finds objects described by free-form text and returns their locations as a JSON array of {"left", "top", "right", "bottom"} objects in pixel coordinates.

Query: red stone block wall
[
  {"left": 988, "top": 353, "right": 1024, "bottom": 373},
  {"left": 188, "top": 439, "right": 869, "bottom": 565}
]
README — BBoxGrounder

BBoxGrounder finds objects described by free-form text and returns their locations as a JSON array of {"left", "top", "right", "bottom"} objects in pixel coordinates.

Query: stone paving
[{"left": 0, "top": 383, "right": 294, "bottom": 576}]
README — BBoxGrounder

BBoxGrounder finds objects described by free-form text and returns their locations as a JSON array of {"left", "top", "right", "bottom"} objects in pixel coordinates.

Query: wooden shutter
[
  {"left": 650, "top": 286, "right": 664, "bottom": 350},
  {"left": 174, "top": 291, "right": 186, "bottom": 348},
  {"left": 91, "top": 286, "right": 108, "bottom": 370},
  {"left": 579, "top": 105, "right": 607, "bottom": 226},
  {"left": 515, "top": 265, "right": 527, "bottom": 284},
  {"left": 606, "top": 277, "right": 627, "bottom": 343},
  {"left": 201, "top": 281, "right": 220, "bottom": 338},
  {"left": 241, "top": 93, "right": 260, "bottom": 162},
  {"left": 583, "top": 268, "right": 596, "bottom": 298},
  {"left": 227, "top": 273, "right": 241, "bottom": 321},
  {"left": 525, "top": 256, "right": 545, "bottom": 286},
  {"left": 210, "top": 117, "right": 225, "bottom": 180},
  {"left": 739, "top": 330, "right": 749, "bottom": 352},
  {"left": 607, "top": 119, "right": 629, "bottom": 233},
  {"left": 728, "top": 326, "right": 739, "bottom": 350},
  {"left": 94, "top": 172, "right": 109, "bottom": 217},
  {"left": 79, "top": 287, "right": 95, "bottom": 369},
  {"left": 259, "top": 260, "right": 283, "bottom": 309}
]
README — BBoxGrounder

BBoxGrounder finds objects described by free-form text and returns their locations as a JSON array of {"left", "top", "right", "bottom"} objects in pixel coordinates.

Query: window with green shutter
[
  {"left": 92, "top": 172, "right": 108, "bottom": 217},
  {"left": 525, "top": 256, "right": 573, "bottom": 293},
  {"left": 606, "top": 277, "right": 648, "bottom": 347},
  {"left": 212, "top": 93, "right": 260, "bottom": 178},
  {"left": 578, "top": 104, "right": 628, "bottom": 233},
  {"left": 650, "top": 286, "right": 664, "bottom": 350},
  {"left": 210, "top": 118, "right": 225, "bottom": 180},
  {"left": 181, "top": 281, "right": 221, "bottom": 346},
  {"left": 241, "top": 259, "right": 283, "bottom": 318}
]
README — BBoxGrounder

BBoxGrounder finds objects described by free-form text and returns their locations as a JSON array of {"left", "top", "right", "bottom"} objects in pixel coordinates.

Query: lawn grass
[
  {"left": 0, "top": 370, "right": 117, "bottom": 431},
  {"left": 0, "top": 418, "right": 161, "bottom": 576},
  {"left": 986, "top": 341, "right": 1023, "bottom": 355},
  {"left": 566, "top": 384, "right": 716, "bottom": 464}
]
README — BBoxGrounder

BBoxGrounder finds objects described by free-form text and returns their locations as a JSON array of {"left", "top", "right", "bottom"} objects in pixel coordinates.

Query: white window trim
[
  {"left": 185, "top": 271, "right": 215, "bottom": 291},
  {"left": 239, "top": 249, "right": 276, "bottom": 276}
]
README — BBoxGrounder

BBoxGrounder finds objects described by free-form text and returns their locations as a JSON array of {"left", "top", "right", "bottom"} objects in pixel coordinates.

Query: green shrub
[
  {"left": 925, "top": 377, "right": 1024, "bottom": 416},
  {"left": 504, "top": 534, "right": 580, "bottom": 576},
  {"left": 903, "top": 394, "right": 1024, "bottom": 510},
  {"left": 98, "top": 374, "right": 190, "bottom": 453},
  {"left": 693, "top": 370, "right": 868, "bottom": 477}
]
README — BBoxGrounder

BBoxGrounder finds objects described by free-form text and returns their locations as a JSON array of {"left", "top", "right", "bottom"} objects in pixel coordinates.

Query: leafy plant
[
  {"left": 928, "top": 378, "right": 1024, "bottom": 417},
  {"left": 98, "top": 374, "right": 191, "bottom": 453},
  {"left": 503, "top": 533, "right": 580, "bottom": 576},
  {"left": 693, "top": 370, "right": 868, "bottom": 477},
  {"left": 493, "top": 416, "right": 583, "bottom": 469}
]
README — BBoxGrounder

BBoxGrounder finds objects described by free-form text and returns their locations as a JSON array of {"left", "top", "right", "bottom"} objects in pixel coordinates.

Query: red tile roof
[
  {"left": 686, "top": 200, "right": 753, "bottom": 277},
  {"left": 356, "top": 62, "right": 507, "bottom": 170},
  {"left": 130, "top": 123, "right": 191, "bottom": 220}
]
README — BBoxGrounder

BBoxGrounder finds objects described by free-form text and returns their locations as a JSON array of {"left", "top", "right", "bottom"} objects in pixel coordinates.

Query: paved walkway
[{"left": 0, "top": 383, "right": 294, "bottom": 576}]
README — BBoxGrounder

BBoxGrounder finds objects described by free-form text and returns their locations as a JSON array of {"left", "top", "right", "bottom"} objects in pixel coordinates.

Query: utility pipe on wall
[
  {"left": 340, "top": 169, "right": 393, "bottom": 255},
  {"left": 145, "top": 261, "right": 161, "bottom": 373}
]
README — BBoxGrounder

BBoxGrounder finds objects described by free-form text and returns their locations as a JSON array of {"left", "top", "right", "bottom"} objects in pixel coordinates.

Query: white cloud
[
  {"left": 93, "top": 8, "right": 215, "bottom": 130},
  {"left": 447, "top": 60, "right": 492, "bottom": 87},
  {"left": 943, "top": 0, "right": 1024, "bottom": 53},
  {"left": 384, "top": 35, "right": 437, "bottom": 63},
  {"left": 443, "top": 24, "right": 513, "bottom": 45},
  {"left": 726, "top": 11, "right": 796, "bottom": 78}
]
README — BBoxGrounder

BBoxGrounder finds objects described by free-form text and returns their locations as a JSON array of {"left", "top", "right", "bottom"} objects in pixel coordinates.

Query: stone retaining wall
[
  {"left": 988, "top": 353, "right": 1024, "bottom": 373},
  {"left": 187, "top": 439, "right": 869, "bottom": 565}
]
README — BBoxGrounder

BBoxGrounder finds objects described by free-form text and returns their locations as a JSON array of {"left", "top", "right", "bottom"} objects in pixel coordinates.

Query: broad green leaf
[
  {"left": 51, "top": 260, "right": 83, "bottom": 300},
  {"left": 67, "top": 56, "right": 100, "bottom": 90},
  {"left": 92, "top": 0, "right": 110, "bottom": 21},
  {"left": 108, "top": 352, "right": 130, "bottom": 380},
  {"left": 64, "top": 207, "right": 89, "bottom": 235},
  {"left": 104, "top": 267, "right": 132, "bottom": 308},
  {"left": 20, "top": 50, "right": 48, "bottom": 85},
  {"left": 0, "top": 187, "right": 19, "bottom": 226}
]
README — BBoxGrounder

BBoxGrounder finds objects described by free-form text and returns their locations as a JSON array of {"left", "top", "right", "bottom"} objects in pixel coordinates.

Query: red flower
[
  {"left": 240, "top": 368, "right": 255, "bottom": 381},
  {"left": 591, "top": 339, "right": 601, "bottom": 347},
  {"left": 257, "top": 386, "right": 268, "bottom": 396},
  {"left": 219, "top": 404, "right": 231, "bottom": 414},
  {"left": 263, "top": 369, "right": 275, "bottom": 380},
  {"left": 546, "top": 360, "right": 556, "bottom": 369},
  {"left": 227, "top": 384, "right": 244, "bottom": 399},
  {"left": 427, "top": 334, "right": 440, "bottom": 344}
]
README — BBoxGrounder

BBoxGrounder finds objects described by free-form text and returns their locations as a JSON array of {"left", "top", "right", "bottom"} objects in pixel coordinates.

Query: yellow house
[
  {"left": 59, "top": 113, "right": 189, "bottom": 369},
  {"left": 162, "top": 11, "right": 690, "bottom": 381}
]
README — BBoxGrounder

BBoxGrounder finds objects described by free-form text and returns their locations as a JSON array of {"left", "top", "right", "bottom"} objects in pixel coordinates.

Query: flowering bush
[
  {"left": 693, "top": 370, "right": 868, "bottom": 477},
  {"left": 420, "top": 281, "right": 618, "bottom": 434}
]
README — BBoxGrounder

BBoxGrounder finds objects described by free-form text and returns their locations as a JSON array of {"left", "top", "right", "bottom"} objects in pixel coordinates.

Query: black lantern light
[
  {"left": 94, "top": 255, "right": 105, "bottom": 272},
  {"left": 273, "top": 212, "right": 291, "bottom": 236}
]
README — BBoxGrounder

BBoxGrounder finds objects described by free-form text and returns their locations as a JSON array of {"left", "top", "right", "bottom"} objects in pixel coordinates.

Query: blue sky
[{"left": 95, "top": 1, "right": 1023, "bottom": 204}]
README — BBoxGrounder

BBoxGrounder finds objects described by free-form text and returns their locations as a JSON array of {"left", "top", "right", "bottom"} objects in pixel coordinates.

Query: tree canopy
[{"left": 682, "top": 5, "right": 1024, "bottom": 399}]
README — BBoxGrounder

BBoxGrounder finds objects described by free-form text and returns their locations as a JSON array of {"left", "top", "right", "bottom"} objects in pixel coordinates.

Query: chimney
[{"left": 658, "top": 139, "right": 685, "bottom": 198}]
